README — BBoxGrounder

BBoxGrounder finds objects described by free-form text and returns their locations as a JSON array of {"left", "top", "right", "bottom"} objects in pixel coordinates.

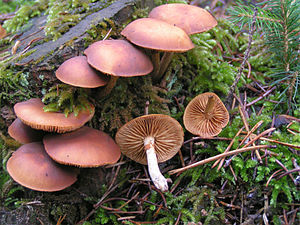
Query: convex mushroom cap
[
  {"left": 56, "top": 56, "right": 109, "bottom": 88},
  {"left": 8, "top": 118, "right": 45, "bottom": 144},
  {"left": 149, "top": 3, "right": 217, "bottom": 35},
  {"left": 7, "top": 142, "right": 77, "bottom": 192},
  {"left": 84, "top": 39, "right": 153, "bottom": 76},
  {"left": 14, "top": 98, "right": 95, "bottom": 133},
  {"left": 116, "top": 114, "right": 184, "bottom": 165},
  {"left": 43, "top": 126, "right": 121, "bottom": 167},
  {"left": 183, "top": 92, "right": 229, "bottom": 137},
  {"left": 121, "top": 18, "right": 194, "bottom": 52}
]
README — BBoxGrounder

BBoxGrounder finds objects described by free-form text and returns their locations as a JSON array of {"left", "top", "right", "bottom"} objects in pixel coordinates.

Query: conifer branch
[{"left": 227, "top": 7, "right": 257, "bottom": 103}]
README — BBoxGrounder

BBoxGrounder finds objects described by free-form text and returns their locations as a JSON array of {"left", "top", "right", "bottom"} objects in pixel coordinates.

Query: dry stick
[
  {"left": 226, "top": 7, "right": 257, "bottom": 103},
  {"left": 216, "top": 127, "right": 244, "bottom": 170},
  {"left": 239, "top": 120, "right": 264, "bottom": 147},
  {"left": 116, "top": 191, "right": 140, "bottom": 210},
  {"left": 183, "top": 136, "right": 232, "bottom": 145},
  {"left": 266, "top": 169, "right": 283, "bottom": 187},
  {"left": 239, "top": 105, "right": 262, "bottom": 162},
  {"left": 276, "top": 168, "right": 300, "bottom": 181},
  {"left": 259, "top": 136, "right": 300, "bottom": 149},
  {"left": 246, "top": 86, "right": 276, "bottom": 107},
  {"left": 168, "top": 145, "right": 274, "bottom": 175},
  {"left": 242, "top": 127, "right": 276, "bottom": 148},
  {"left": 211, "top": 126, "right": 244, "bottom": 169},
  {"left": 275, "top": 159, "right": 297, "bottom": 186}
]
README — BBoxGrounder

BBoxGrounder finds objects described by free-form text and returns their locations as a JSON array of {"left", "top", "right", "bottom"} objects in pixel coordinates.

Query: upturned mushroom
[
  {"left": 7, "top": 142, "right": 78, "bottom": 191},
  {"left": 56, "top": 56, "right": 109, "bottom": 88},
  {"left": 84, "top": 39, "right": 153, "bottom": 96},
  {"left": 43, "top": 126, "right": 121, "bottom": 167},
  {"left": 115, "top": 114, "right": 184, "bottom": 192},
  {"left": 14, "top": 98, "right": 94, "bottom": 133},
  {"left": 183, "top": 92, "right": 229, "bottom": 137},
  {"left": 121, "top": 18, "right": 194, "bottom": 82}
]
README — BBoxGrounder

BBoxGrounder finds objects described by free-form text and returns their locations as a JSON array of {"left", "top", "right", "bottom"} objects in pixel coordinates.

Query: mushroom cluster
[
  {"left": 7, "top": 73, "right": 121, "bottom": 192},
  {"left": 120, "top": 3, "right": 217, "bottom": 82},
  {"left": 6, "top": 3, "right": 223, "bottom": 193},
  {"left": 7, "top": 101, "right": 120, "bottom": 191}
]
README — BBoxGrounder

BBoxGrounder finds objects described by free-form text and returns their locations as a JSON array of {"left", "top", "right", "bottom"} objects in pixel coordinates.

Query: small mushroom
[
  {"left": 7, "top": 142, "right": 78, "bottom": 192},
  {"left": 121, "top": 18, "right": 194, "bottom": 82},
  {"left": 8, "top": 118, "right": 45, "bottom": 144},
  {"left": 43, "top": 126, "right": 121, "bottom": 167},
  {"left": 183, "top": 92, "right": 229, "bottom": 137},
  {"left": 84, "top": 39, "right": 153, "bottom": 96},
  {"left": 149, "top": 3, "right": 217, "bottom": 35},
  {"left": 14, "top": 98, "right": 95, "bottom": 133},
  {"left": 115, "top": 114, "right": 184, "bottom": 192},
  {"left": 56, "top": 56, "right": 109, "bottom": 88}
]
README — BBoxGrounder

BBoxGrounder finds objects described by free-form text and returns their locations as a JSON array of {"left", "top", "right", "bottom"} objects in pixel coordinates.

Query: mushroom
[
  {"left": 115, "top": 114, "right": 184, "bottom": 192},
  {"left": 148, "top": 3, "right": 217, "bottom": 35},
  {"left": 56, "top": 56, "right": 109, "bottom": 88},
  {"left": 183, "top": 92, "right": 229, "bottom": 137},
  {"left": 14, "top": 98, "right": 95, "bottom": 133},
  {"left": 8, "top": 118, "right": 45, "bottom": 144},
  {"left": 7, "top": 142, "right": 78, "bottom": 191},
  {"left": 84, "top": 39, "right": 153, "bottom": 96},
  {"left": 148, "top": 3, "right": 217, "bottom": 80},
  {"left": 121, "top": 18, "right": 194, "bottom": 82},
  {"left": 43, "top": 126, "right": 121, "bottom": 167}
]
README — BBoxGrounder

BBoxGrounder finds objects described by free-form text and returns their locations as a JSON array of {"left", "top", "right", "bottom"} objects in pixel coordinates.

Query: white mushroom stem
[{"left": 144, "top": 136, "right": 169, "bottom": 192}]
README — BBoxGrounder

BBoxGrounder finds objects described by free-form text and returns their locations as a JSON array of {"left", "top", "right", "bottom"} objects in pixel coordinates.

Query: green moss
[{"left": 3, "top": 0, "right": 48, "bottom": 33}]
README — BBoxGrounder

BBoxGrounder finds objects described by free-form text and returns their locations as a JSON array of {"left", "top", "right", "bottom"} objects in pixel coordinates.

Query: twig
[
  {"left": 174, "top": 212, "right": 182, "bottom": 225},
  {"left": 242, "top": 128, "right": 276, "bottom": 148},
  {"left": 239, "top": 105, "right": 262, "bottom": 162},
  {"left": 227, "top": 7, "right": 257, "bottom": 102},
  {"left": 246, "top": 86, "right": 276, "bottom": 107},
  {"left": 239, "top": 121, "right": 263, "bottom": 147},
  {"left": 183, "top": 136, "right": 232, "bottom": 145},
  {"left": 266, "top": 169, "right": 283, "bottom": 187},
  {"left": 276, "top": 168, "right": 300, "bottom": 181},
  {"left": 168, "top": 145, "right": 275, "bottom": 175},
  {"left": 212, "top": 126, "right": 244, "bottom": 169},
  {"left": 275, "top": 159, "right": 297, "bottom": 185}
]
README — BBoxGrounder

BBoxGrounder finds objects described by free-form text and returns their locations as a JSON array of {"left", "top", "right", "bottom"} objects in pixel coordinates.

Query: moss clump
[{"left": 3, "top": 0, "right": 48, "bottom": 33}]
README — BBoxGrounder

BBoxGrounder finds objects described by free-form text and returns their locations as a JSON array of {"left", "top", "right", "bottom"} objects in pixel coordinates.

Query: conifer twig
[
  {"left": 168, "top": 145, "right": 275, "bottom": 175},
  {"left": 227, "top": 7, "right": 257, "bottom": 103}
]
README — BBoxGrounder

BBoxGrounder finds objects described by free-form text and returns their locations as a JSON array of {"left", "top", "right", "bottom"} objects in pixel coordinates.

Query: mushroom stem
[
  {"left": 144, "top": 136, "right": 169, "bottom": 192},
  {"left": 204, "top": 96, "right": 215, "bottom": 118},
  {"left": 97, "top": 76, "right": 118, "bottom": 97},
  {"left": 153, "top": 52, "right": 174, "bottom": 82},
  {"left": 151, "top": 52, "right": 160, "bottom": 79}
]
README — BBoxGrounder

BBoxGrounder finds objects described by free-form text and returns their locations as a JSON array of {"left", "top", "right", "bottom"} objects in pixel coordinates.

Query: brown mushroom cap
[
  {"left": 7, "top": 142, "right": 77, "bottom": 192},
  {"left": 56, "top": 56, "right": 109, "bottom": 88},
  {"left": 183, "top": 92, "right": 229, "bottom": 137},
  {"left": 14, "top": 98, "right": 95, "bottom": 133},
  {"left": 115, "top": 114, "right": 184, "bottom": 165},
  {"left": 43, "top": 126, "right": 121, "bottom": 167},
  {"left": 149, "top": 3, "right": 217, "bottom": 35},
  {"left": 84, "top": 40, "right": 153, "bottom": 76},
  {"left": 8, "top": 118, "right": 45, "bottom": 144},
  {"left": 121, "top": 18, "right": 194, "bottom": 52}
]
